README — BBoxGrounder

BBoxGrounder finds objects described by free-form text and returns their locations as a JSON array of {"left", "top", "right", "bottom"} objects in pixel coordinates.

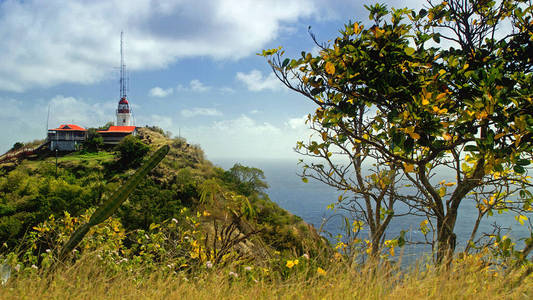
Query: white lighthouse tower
[{"left": 116, "top": 31, "right": 132, "bottom": 126}]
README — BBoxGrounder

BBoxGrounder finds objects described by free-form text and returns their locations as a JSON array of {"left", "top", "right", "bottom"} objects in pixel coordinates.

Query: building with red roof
[
  {"left": 47, "top": 124, "right": 88, "bottom": 151},
  {"left": 97, "top": 125, "right": 137, "bottom": 145}
]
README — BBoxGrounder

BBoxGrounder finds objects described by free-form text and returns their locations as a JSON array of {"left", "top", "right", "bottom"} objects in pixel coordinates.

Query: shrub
[{"left": 115, "top": 135, "right": 149, "bottom": 169}]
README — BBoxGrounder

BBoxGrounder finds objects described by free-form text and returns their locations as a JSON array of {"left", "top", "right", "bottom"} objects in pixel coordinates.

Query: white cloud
[
  {"left": 236, "top": 70, "right": 282, "bottom": 92},
  {"left": 189, "top": 80, "right": 210, "bottom": 93},
  {"left": 287, "top": 115, "right": 309, "bottom": 130},
  {"left": 0, "top": 0, "right": 316, "bottom": 92},
  {"left": 176, "top": 114, "right": 314, "bottom": 159},
  {"left": 149, "top": 86, "right": 173, "bottom": 97},
  {"left": 177, "top": 79, "right": 211, "bottom": 93},
  {"left": 180, "top": 107, "right": 222, "bottom": 118}
]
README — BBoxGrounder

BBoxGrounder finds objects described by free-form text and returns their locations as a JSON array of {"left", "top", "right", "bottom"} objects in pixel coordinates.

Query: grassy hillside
[{"left": 0, "top": 127, "right": 326, "bottom": 266}]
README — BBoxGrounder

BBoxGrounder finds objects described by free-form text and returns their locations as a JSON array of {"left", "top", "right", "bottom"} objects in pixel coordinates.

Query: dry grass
[{"left": 2, "top": 257, "right": 531, "bottom": 300}]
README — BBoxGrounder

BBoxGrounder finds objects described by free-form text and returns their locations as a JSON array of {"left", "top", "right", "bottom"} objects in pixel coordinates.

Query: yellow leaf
[
  {"left": 409, "top": 132, "right": 420, "bottom": 140},
  {"left": 439, "top": 186, "right": 446, "bottom": 197},
  {"left": 439, "top": 69, "right": 446, "bottom": 76},
  {"left": 422, "top": 98, "right": 430, "bottom": 105},
  {"left": 321, "top": 132, "right": 327, "bottom": 141},
  {"left": 374, "top": 27, "right": 385, "bottom": 38},
  {"left": 436, "top": 93, "right": 447, "bottom": 100},
  {"left": 354, "top": 22, "right": 361, "bottom": 34},
  {"left": 516, "top": 215, "right": 528, "bottom": 225},
  {"left": 317, "top": 267, "right": 327, "bottom": 275},
  {"left": 443, "top": 132, "right": 452, "bottom": 141},
  {"left": 403, "top": 163, "right": 415, "bottom": 173},
  {"left": 325, "top": 62, "right": 335, "bottom": 75},
  {"left": 494, "top": 132, "right": 505, "bottom": 140},
  {"left": 445, "top": 182, "right": 456, "bottom": 187},
  {"left": 463, "top": 63, "right": 469, "bottom": 70}
]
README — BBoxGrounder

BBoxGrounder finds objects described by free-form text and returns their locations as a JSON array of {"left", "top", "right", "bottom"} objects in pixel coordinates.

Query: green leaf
[
  {"left": 516, "top": 159, "right": 530, "bottom": 166},
  {"left": 404, "top": 47, "right": 416, "bottom": 56},
  {"left": 464, "top": 145, "right": 478, "bottom": 152},
  {"left": 282, "top": 58, "right": 290, "bottom": 68},
  {"left": 302, "top": 177, "right": 309, "bottom": 183},
  {"left": 514, "top": 165, "right": 525, "bottom": 174}
]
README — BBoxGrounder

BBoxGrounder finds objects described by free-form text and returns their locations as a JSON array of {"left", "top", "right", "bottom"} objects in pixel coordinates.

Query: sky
[{"left": 0, "top": 0, "right": 424, "bottom": 160}]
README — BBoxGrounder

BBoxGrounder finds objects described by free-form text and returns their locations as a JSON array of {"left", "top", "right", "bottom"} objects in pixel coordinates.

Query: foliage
[
  {"left": 262, "top": 0, "right": 533, "bottom": 264},
  {"left": 222, "top": 164, "right": 269, "bottom": 197},
  {"left": 58, "top": 145, "right": 169, "bottom": 261},
  {"left": 11, "top": 142, "right": 24, "bottom": 151},
  {"left": 97, "top": 122, "right": 115, "bottom": 131},
  {"left": 144, "top": 125, "right": 171, "bottom": 138},
  {"left": 83, "top": 128, "right": 104, "bottom": 152},
  {"left": 1, "top": 127, "right": 323, "bottom": 275},
  {"left": 1, "top": 248, "right": 532, "bottom": 299},
  {"left": 115, "top": 135, "right": 150, "bottom": 169}
]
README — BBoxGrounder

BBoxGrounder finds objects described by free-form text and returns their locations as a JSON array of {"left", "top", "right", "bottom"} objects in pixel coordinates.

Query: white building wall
[{"left": 116, "top": 112, "right": 131, "bottom": 126}]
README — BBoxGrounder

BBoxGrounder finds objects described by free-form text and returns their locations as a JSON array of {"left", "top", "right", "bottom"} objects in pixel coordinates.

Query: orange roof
[
  {"left": 98, "top": 126, "right": 136, "bottom": 133},
  {"left": 50, "top": 124, "right": 87, "bottom": 131}
]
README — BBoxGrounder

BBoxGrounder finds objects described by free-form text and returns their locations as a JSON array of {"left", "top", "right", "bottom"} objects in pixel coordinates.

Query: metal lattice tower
[{"left": 120, "top": 31, "right": 127, "bottom": 99}]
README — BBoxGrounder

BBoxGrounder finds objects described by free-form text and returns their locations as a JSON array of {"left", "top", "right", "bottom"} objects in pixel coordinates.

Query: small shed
[
  {"left": 48, "top": 124, "right": 88, "bottom": 151},
  {"left": 98, "top": 126, "right": 137, "bottom": 145}
]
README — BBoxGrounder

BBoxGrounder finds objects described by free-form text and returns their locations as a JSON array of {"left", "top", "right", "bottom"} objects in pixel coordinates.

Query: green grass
[{"left": 57, "top": 151, "right": 115, "bottom": 162}]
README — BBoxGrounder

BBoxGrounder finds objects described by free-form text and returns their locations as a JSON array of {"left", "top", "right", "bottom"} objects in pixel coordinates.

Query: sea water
[{"left": 214, "top": 158, "right": 531, "bottom": 262}]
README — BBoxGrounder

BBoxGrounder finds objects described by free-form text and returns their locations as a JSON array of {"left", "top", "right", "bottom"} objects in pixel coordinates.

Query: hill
[{"left": 0, "top": 126, "right": 327, "bottom": 267}]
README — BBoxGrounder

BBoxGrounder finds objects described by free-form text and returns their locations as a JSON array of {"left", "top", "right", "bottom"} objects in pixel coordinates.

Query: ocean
[{"left": 214, "top": 158, "right": 530, "bottom": 261}]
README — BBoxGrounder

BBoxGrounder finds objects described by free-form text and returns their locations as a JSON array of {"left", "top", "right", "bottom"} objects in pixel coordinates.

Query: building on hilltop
[
  {"left": 47, "top": 124, "right": 88, "bottom": 151},
  {"left": 45, "top": 32, "right": 137, "bottom": 150},
  {"left": 98, "top": 125, "right": 137, "bottom": 145}
]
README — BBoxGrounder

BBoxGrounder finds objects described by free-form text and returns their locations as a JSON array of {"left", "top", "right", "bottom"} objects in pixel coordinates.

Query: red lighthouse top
[{"left": 117, "top": 97, "right": 130, "bottom": 113}]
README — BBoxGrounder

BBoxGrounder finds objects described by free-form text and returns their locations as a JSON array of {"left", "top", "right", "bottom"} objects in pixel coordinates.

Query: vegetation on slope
[{"left": 0, "top": 126, "right": 326, "bottom": 273}]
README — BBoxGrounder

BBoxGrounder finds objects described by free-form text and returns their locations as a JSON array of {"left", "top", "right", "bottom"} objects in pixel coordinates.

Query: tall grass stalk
[{"left": 2, "top": 255, "right": 530, "bottom": 299}]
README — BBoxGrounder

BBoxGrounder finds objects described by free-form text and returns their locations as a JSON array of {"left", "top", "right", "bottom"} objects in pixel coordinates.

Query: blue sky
[{"left": 0, "top": 0, "right": 422, "bottom": 160}]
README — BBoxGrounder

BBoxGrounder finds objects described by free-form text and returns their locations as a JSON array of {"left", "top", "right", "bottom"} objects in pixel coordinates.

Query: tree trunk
[{"left": 436, "top": 211, "right": 458, "bottom": 265}]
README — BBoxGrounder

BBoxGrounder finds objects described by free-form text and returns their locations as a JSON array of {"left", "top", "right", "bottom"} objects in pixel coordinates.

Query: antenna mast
[{"left": 120, "top": 31, "right": 127, "bottom": 99}]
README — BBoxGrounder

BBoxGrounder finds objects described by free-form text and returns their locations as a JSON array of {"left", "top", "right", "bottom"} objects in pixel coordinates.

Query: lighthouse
[{"left": 116, "top": 31, "right": 132, "bottom": 126}]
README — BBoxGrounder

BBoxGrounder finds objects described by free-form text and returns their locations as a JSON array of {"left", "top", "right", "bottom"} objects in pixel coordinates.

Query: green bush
[
  {"left": 115, "top": 135, "right": 149, "bottom": 169},
  {"left": 83, "top": 128, "right": 104, "bottom": 152}
]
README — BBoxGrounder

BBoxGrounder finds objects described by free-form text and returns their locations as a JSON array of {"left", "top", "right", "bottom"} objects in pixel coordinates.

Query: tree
[
  {"left": 83, "top": 128, "right": 104, "bottom": 152},
  {"left": 115, "top": 135, "right": 150, "bottom": 169},
  {"left": 11, "top": 142, "right": 24, "bottom": 151},
  {"left": 97, "top": 122, "right": 115, "bottom": 131},
  {"left": 262, "top": 1, "right": 533, "bottom": 264},
  {"left": 224, "top": 164, "right": 269, "bottom": 198},
  {"left": 296, "top": 101, "right": 413, "bottom": 259}
]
